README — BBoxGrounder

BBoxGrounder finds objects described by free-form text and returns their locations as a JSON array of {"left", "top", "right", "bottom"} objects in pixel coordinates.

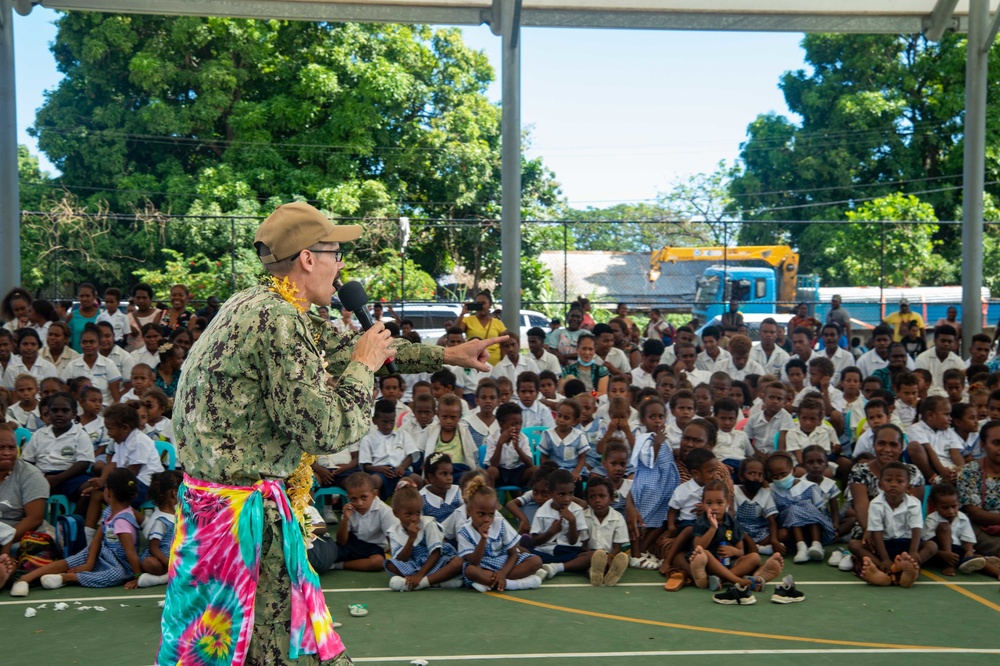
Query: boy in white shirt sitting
[
  {"left": 782, "top": 398, "right": 849, "bottom": 479},
  {"left": 517, "top": 371, "right": 556, "bottom": 429},
  {"left": 906, "top": 395, "right": 965, "bottom": 485},
  {"left": 360, "top": 399, "right": 421, "bottom": 499},
  {"left": 334, "top": 472, "right": 400, "bottom": 571},
  {"left": 922, "top": 483, "right": 998, "bottom": 577}
]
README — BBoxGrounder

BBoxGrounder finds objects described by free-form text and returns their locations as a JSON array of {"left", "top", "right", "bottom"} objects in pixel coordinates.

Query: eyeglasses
[{"left": 290, "top": 249, "right": 344, "bottom": 262}]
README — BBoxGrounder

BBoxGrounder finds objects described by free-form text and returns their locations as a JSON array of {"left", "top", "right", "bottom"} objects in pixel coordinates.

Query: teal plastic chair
[
  {"left": 313, "top": 478, "right": 349, "bottom": 512},
  {"left": 521, "top": 426, "right": 547, "bottom": 465},
  {"left": 14, "top": 427, "right": 31, "bottom": 451},
  {"left": 155, "top": 440, "right": 177, "bottom": 471},
  {"left": 46, "top": 495, "right": 71, "bottom": 524},
  {"left": 479, "top": 445, "right": 524, "bottom": 501}
]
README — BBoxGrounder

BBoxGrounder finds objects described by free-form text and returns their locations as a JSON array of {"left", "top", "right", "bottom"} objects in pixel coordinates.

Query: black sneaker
[
  {"left": 771, "top": 575, "right": 805, "bottom": 604},
  {"left": 712, "top": 584, "right": 756, "bottom": 605}
]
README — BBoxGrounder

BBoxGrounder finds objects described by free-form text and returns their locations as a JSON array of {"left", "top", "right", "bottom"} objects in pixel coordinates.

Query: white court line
[
  {"left": 3, "top": 579, "right": 998, "bottom": 607},
  {"left": 350, "top": 648, "right": 1000, "bottom": 662}
]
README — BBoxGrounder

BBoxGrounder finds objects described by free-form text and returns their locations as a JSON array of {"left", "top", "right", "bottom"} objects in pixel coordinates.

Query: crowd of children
[{"left": 5, "top": 288, "right": 1000, "bottom": 608}]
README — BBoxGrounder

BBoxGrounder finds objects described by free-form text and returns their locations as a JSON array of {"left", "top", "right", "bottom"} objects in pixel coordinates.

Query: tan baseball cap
[{"left": 254, "top": 202, "right": 362, "bottom": 265}]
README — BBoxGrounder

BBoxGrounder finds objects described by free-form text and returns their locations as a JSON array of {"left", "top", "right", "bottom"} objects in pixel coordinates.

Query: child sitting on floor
[
  {"left": 484, "top": 402, "right": 536, "bottom": 490},
  {"left": 922, "top": 482, "right": 1000, "bottom": 578},
  {"left": 507, "top": 462, "right": 557, "bottom": 534},
  {"left": 733, "top": 458, "right": 781, "bottom": 556},
  {"left": 584, "top": 476, "right": 629, "bottom": 587},
  {"left": 766, "top": 452, "right": 834, "bottom": 564},
  {"left": 385, "top": 485, "right": 464, "bottom": 591},
  {"left": 420, "top": 452, "right": 463, "bottom": 525},
  {"left": 530, "top": 469, "right": 593, "bottom": 579},
  {"left": 360, "top": 399, "right": 421, "bottom": 498},
  {"left": 334, "top": 472, "right": 399, "bottom": 572},
  {"left": 136, "top": 469, "right": 182, "bottom": 588}
]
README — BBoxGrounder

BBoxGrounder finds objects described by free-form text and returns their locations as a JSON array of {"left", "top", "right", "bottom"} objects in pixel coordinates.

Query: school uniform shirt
[
  {"left": 529, "top": 349, "right": 563, "bottom": 377},
  {"left": 519, "top": 400, "right": 556, "bottom": 429},
  {"left": 922, "top": 510, "right": 976, "bottom": 546},
  {"left": 490, "top": 354, "right": 538, "bottom": 384},
  {"left": 629, "top": 366, "right": 656, "bottom": 390},
  {"left": 530, "top": 499, "right": 589, "bottom": 553},
  {"left": 856, "top": 348, "right": 916, "bottom": 378},
  {"left": 743, "top": 409, "right": 794, "bottom": 453},
  {"left": 398, "top": 415, "right": 438, "bottom": 452},
  {"left": 4, "top": 356, "right": 58, "bottom": 388},
  {"left": 668, "top": 478, "right": 704, "bottom": 522},
  {"left": 388, "top": 515, "right": 447, "bottom": 560},
  {"left": 146, "top": 417, "right": 175, "bottom": 443},
  {"left": 100, "top": 346, "right": 133, "bottom": 381},
  {"left": 392, "top": 402, "right": 413, "bottom": 429},
  {"left": 442, "top": 503, "right": 505, "bottom": 542},
  {"left": 129, "top": 346, "right": 159, "bottom": 371},
  {"left": 483, "top": 430, "right": 533, "bottom": 469},
  {"left": 445, "top": 364, "right": 491, "bottom": 396},
  {"left": 733, "top": 485, "right": 778, "bottom": 542},
  {"left": 348, "top": 496, "right": 398, "bottom": 548},
  {"left": 316, "top": 440, "right": 360, "bottom": 469},
  {"left": 695, "top": 348, "right": 731, "bottom": 373},
  {"left": 421, "top": 422, "right": 479, "bottom": 467},
  {"left": 81, "top": 416, "right": 112, "bottom": 459},
  {"left": 792, "top": 385, "right": 846, "bottom": 412},
  {"left": 749, "top": 345, "right": 790, "bottom": 378},
  {"left": 61, "top": 355, "right": 122, "bottom": 407},
  {"left": 915, "top": 349, "right": 965, "bottom": 397},
  {"left": 457, "top": 515, "right": 520, "bottom": 562},
  {"left": 895, "top": 400, "right": 918, "bottom": 428},
  {"left": 595, "top": 347, "right": 630, "bottom": 374},
  {"left": 112, "top": 428, "right": 164, "bottom": 486},
  {"left": 97, "top": 309, "right": 131, "bottom": 344},
  {"left": 853, "top": 429, "right": 876, "bottom": 459},
  {"left": 907, "top": 421, "right": 963, "bottom": 468},
  {"left": 820, "top": 347, "right": 855, "bottom": 385},
  {"left": 594, "top": 403, "right": 641, "bottom": 431},
  {"left": 665, "top": 420, "right": 684, "bottom": 450},
  {"left": 713, "top": 356, "right": 766, "bottom": 382},
  {"left": 813, "top": 477, "right": 840, "bottom": 511},
  {"left": 461, "top": 412, "right": 499, "bottom": 448},
  {"left": 584, "top": 507, "right": 629, "bottom": 552},
  {"left": 142, "top": 508, "right": 176, "bottom": 555},
  {"left": 420, "top": 485, "right": 463, "bottom": 523},
  {"left": 842, "top": 397, "right": 866, "bottom": 445},
  {"left": 867, "top": 492, "right": 923, "bottom": 541},
  {"left": 20, "top": 422, "right": 94, "bottom": 471},
  {"left": 4, "top": 403, "right": 44, "bottom": 432},
  {"left": 538, "top": 427, "right": 590, "bottom": 472},
  {"left": 714, "top": 429, "right": 753, "bottom": 462},
  {"left": 962, "top": 432, "right": 982, "bottom": 460},
  {"left": 785, "top": 423, "right": 840, "bottom": 456},
  {"left": 359, "top": 429, "right": 420, "bottom": 469},
  {"left": 39, "top": 345, "right": 79, "bottom": 374}
]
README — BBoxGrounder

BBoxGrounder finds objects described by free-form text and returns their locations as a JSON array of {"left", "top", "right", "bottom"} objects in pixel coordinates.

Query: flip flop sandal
[
  {"left": 743, "top": 575, "right": 766, "bottom": 592},
  {"left": 664, "top": 570, "right": 686, "bottom": 591},
  {"left": 348, "top": 604, "right": 368, "bottom": 617}
]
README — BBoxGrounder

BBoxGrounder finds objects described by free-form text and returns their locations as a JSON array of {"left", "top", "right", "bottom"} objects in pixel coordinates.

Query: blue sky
[{"left": 13, "top": 8, "right": 807, "bottom": 207}]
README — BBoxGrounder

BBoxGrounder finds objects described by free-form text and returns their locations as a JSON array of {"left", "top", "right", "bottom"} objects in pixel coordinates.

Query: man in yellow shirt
[{"left": 883, "top": 298, "right": 925, "bottom": 342}]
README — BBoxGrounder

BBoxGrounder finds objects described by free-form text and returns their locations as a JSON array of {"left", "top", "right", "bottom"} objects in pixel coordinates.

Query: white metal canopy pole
[
  {"left": 962, "top": 0, "right": 988, "bottom": 351},
  {"left": 496, "top": 0, "right": 522, "bottom": 334},
  {"left": 0, "top": 0, "right": 20, "bottom": 297}
]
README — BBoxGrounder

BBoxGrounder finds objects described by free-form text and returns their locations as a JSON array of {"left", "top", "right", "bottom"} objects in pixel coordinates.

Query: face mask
[
  {"left": 742, "top": 480, "right": 763, "bottom": 495},
  {"left": 771, "top": 475, "right": 795, "bottom": 491},
  {"left": 577, "top": 358, "right": 595, "bottom": 367}
]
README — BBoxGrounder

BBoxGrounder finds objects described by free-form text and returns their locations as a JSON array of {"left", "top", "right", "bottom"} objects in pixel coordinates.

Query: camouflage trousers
[{"left": 247, "top": 501, "right": 353, "bottom": 666}]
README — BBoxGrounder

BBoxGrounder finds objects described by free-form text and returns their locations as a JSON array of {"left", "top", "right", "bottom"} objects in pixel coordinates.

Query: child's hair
[
  {"left": 45, "top": 391, "right": 78, "bottom": 414},
  {"left": 608, "top": 374, "right": 630, "bottom": 390},
  {"left": 104, "top": 403, "right": 140, "bottom": 430},
  {"left": 104, "top": 286, "right": 121, "bottom": 300},
  {"left": 495, "top": 402, "right": 522, "bottom": 425},
  {"left": 766, "top": 451, "right": 795, "bottom": 476},
  {"left": 929, "top": 482, "right": 959, "bottom": 502},
  {"left": 106, "top": 467, "right": 140, "bottom": 502},
  {"left": 496, "top": 376, "right": 513, "bottom": 395},
  {"left": 378, "top": 373, "right": 404, "bottom": 390},
  {"left": 913, "top": 369, "right": 932, "bottom": 386},
  {"left": 604, "top": 440, "right": 630, "bottom": 460},
  {"left": 738, "top": 457, "right": 764, "bottom": 478},
  {"left": 942, "top": 368, "right": 966, "bottom": 385},
  {"left": 764, "top": 380, "right": 786, "bottom": 395},
  {"left": 713, "top": 397, "right": 740, "bottom": 417},
  {"left": 143, "top": 388, "right": 170, "bottom": 412},
  {"left": 864, "top": 398, "right": 889, "bottom": 416},
  {"left": 807, "top": 356, "right": 835, "bottom": 379},
  {"left": 530, "top": 461, "right": 559, "bottom": 487},
  {"left": 373, "top": 398, "right": 396, "bottom": 417},
  {"left": 701, "top": 326, "right": 721, "bottom": 342},
  {"left": 710, "top": 371, "right": 732, "bottom": 386},
  {"left": 636, "top": 387, "right": 659, "bottom": 403},
  {"left": 608, "top": 395, "right": 631, "bottom": 417},
  {"left": 669, "top": 389, "right": 695, "bottom": 410},
  {"left": 798, "top": 398, "right": 824, "bottom": 417},
  {"left": 67, "top": 375, "right": 92, "bottom": 396},
  {"left": 641, "top": 338, "right": 665, "bottom": 357},
  {"left": 801, "top": 444, "right": 827, "bottom": 460},
  {"left": 476, "top": 378, "right": 500, "bottom": 397},
  {"left": 537, "top": 369, "right": 559, "bottom": 385},
  {"left": 344, "top": 471, "right": 376, "bottom": 493},
  {"left": 548, "top": 468, "right": 574, "bottom": 490},
  {"left": 392, "top": 484, "right": 422, "bottom": 511},
  {"left": 412, "top": 379, "right": 432, "bottom": 394},
  {"left": 879, "top": 460, "right": 910, "bottom": 479},
  {"left": 462, "top": 472, "right": 496, "bottom": 505},
  {"left": 685, "top": 447, "right": 716, "bottom": 471},
  {"left": 871, "top": 388, "right": 896, "bottom": 405},
  {"left": 14, "top": 373, "right": 38, "bottom": 389},
  {"left": 438, "top": 393, "right": 463, "bottom": 412},
  {"left": 839, "top": 366, "right": 862, "bottom": 384},
  {"left": 730, "top": 380, "right": 752, "bottom": 408},
  {"left": 131, "top": 363, "right": 155, "bottom": 379},
  {"left": 695, "top": 383, "right": 715, "bottom": 398},
  {"left": 784, "top": 358, "right": 807, "bottom": 377},
  {"left": 652, "top": 364, "right": 674, "bottom": 382},
  {"left": 411, "top": 393, "right": 435, "bottom": 409},
  {"left": 920, "top": 395, "right": 950, "bottom": 419},
  {"left": 952, "top": 402, "right": 976, "bottom": 423},
  {"left": 586, "top": 475, "right": 613, "bottom": 496},
  {"left": 559, "top": 398, "right": 581, "bottom": 420},
  {"left": 424, "top": 452, "right": 452, "bottom": 477},
  {"left": 686, "top": 417, "right": 718, "bottom": 448},
  {"left": 562, "top": 379, "right": 587, "bottom": 399},
  {"left": 148, "top": 470, "right": 183, "bottom": 507},
  {"left": 516, "top": 371, "right": 540, "bottom": 390},
  {"left": 638, "top": 397, "right": 666, "bottom": 419},
  {"left": 744, "top": 374, "right": 760, "bottom": 390},
  {"left": 728, "top": 334, "right": 752, "bottom": 356},
  {"left": 702, "top": 479, "right": 729, "bottom": 498},
  {"left": 430, "top": 368, "right": 457, "bottom": 389}
]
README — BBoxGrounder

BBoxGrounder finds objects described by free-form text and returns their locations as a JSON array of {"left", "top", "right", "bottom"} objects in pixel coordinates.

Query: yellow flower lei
[{"left": 268, "top": 275, "right": 319, "bottom": 541}]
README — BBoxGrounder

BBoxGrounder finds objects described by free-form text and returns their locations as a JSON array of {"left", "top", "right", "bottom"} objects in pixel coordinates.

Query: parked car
[{"left": 695, "top": 313, "right": 795, "bottom": 346}]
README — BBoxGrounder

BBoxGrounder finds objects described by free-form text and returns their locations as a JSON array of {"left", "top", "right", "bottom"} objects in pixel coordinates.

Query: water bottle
[{"left": 719, "top": 540, "right": 730, "bottom": 567}]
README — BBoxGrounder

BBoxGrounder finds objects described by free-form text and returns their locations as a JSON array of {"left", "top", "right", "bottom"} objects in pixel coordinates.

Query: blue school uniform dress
[
  {"left": 64, "top": 507, "right": 139, "bottom": 587},
  {"left": 628, "top": 433, "right": 681, "bottom": 528},
  {"left": 139, "top": 508, "right": 175, "bottom": 560},
  {"left": 580, "top": 420, "right": 604, "bottom": 470},
  {"left": 512, "top": 494, "right": 542, "bottom": 526},
  {"left": 733, "top": 486, "right": 778, "bottom": 544},
  {"left": 770, "top": 479, "right": 835, "bottom": 544},
  {"left": 457, "top": 516, "right": 532, "bottom": 578},
  {"left": 385, "top": 516, "right": 458, "bottom": 576},
  {"left": 538, "top": 427, "right": 590, "bottom": 475},
  {"left": 420, "top": 485, "right": 463, "bottom": 524}
]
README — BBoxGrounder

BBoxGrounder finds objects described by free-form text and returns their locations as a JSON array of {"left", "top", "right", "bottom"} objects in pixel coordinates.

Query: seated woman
[
  {"left": 0, "top": 424, "right": 49, "bottom": 561},
  {"left": 560, "top": 332, "right": 609, "bottom": 397},
  {"left": 958, "top": 421, "right": 1000, "bottom": 559}
]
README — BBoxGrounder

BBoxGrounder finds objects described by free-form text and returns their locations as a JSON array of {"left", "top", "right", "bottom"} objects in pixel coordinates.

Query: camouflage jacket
[{"left": 174, "top": 285, "right": 443, "bottom": 484}]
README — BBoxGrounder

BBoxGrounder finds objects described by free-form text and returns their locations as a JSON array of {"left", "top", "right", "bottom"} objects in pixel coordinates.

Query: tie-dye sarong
[{"left": 156, "top": 474, "right": 344, "bottom": 665}]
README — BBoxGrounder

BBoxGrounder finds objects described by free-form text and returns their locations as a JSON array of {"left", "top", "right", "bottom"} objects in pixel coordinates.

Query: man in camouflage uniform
[{"left": 159, "top": 202, "right": 500, "bottom": 665}]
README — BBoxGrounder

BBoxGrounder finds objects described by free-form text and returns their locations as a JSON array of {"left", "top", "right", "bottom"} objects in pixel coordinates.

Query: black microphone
[{"left": 337, "top": 280, "right": 398, "bottom": 375}]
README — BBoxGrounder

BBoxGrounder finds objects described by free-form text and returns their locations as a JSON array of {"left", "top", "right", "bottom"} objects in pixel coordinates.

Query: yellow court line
[
  {"left": 486, "top": 593, "right": 953, "bottom": 651},
  {"left": 920, "top": 570, "right": 1000, "bottom": 613}
]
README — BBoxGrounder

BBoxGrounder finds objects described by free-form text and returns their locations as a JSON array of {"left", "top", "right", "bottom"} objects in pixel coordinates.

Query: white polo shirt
[
  {"left": 61, "top": 355, "right": 122, "bottom": 406},
  {"left": 714, "top": 429, "right": 753, "bottom": 461},
  {"left": 906, "top": 421, "right": 963, "bottom": 467},
  {"left": 519, "top": 400, "right": 555, "bottom": 429},
  {"left": 668, "top": 478, "right": 704, "bottom": 522},
  {"left": 490, "top": 354, "right": 540, "bottom": 385},
  {"left": 112, "top": 428, "right": 164, "bottom": 486},
  {"left": 743, "top": 409, "right": 794, "bottom": 453},
  {"left": 348, "top": 496, "right": 398, "bottom": 548},
  {"left": 359, "top": 429, "right": 419, "bottom": 468},
  {"left": 584, "top": 506, "right": 629, "bottom": 552},
  {"left": 530, "top": 500, "right": 589, "bottom": 553},
  {"left": 785, "top": 422, "right": 840, "bottom": 455},
  {"left": 916, "top": 349, "right": 966, "bottom": 397},
  {"left": 696, "top": 348, "right": 731, "bottom": 373},
  {"left": 713, "top": 356, "right": 766, "bottom": 382},
  {"left": 868, "top": 492, "right": 923, "bottom": 540},
  {"left": 20, "top": 422, "right": 94, "bottom": 471},
  {"left": 483, "top": 430, "right": 533, "bottom": 469},
  {"left": 750, "top": 344, "right": 790, "bottom": 378},
  {"left": 4, "top": 356, "right": 58, "bottom": 388},
  {"left": 922, "top": 511, "right": 976, "bottom": 546}
]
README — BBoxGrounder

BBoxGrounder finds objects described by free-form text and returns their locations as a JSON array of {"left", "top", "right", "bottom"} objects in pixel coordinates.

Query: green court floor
[{"left": 2, "top": 558, "right": 999, "bottom": 665}]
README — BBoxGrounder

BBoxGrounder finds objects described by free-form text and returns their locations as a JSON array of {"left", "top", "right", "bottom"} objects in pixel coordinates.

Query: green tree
[{"left": 18, "top": 144, "right": 51, "bottom": 211}]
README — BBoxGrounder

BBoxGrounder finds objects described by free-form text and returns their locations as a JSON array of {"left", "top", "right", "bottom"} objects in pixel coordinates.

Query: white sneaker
[
  {"left": 10, "top": 581, "right": 29, "bottom": 597},
  {"left": 471, "top": 582, "right": 491, "bottom": 593},
  {"left": 757, "top": 544, "right": 774, "bottom": 555},
  {"left": 808, "top": 542, "right": 825, "bottom": 561},
  {"left": 138, "top": 573, "right": 169, "bottom": 588},
  {"left": 538, "top": 564, "right": 560, "bottom": 580},
  {"left": 519, "top": 575, "right": 542, "bottom": 590},
  {"left": 838, "top": 554, "right": 856, "bottom": 571},
  {"left": 827, "top": 549, "right": 844, "bottom": 567},
  {"left": 793, "top": 544, "right": 810, "bottom": 564},
  {"left": 322, "top": 507, "right": 339, "bottom": 524},
  {"left": 41, "top": 574, "right": 65, "bottom": 590},
  {"left": 436, "top": 577, "right": 464, "bottom": 589},
  {"left": 389, "top": 576, "right": 409, "bottom": 591}
]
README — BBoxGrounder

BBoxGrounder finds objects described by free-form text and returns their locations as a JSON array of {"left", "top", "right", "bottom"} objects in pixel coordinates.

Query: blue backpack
[{"left": 56, "top": 514, "right": 87, "bottom": 558}]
